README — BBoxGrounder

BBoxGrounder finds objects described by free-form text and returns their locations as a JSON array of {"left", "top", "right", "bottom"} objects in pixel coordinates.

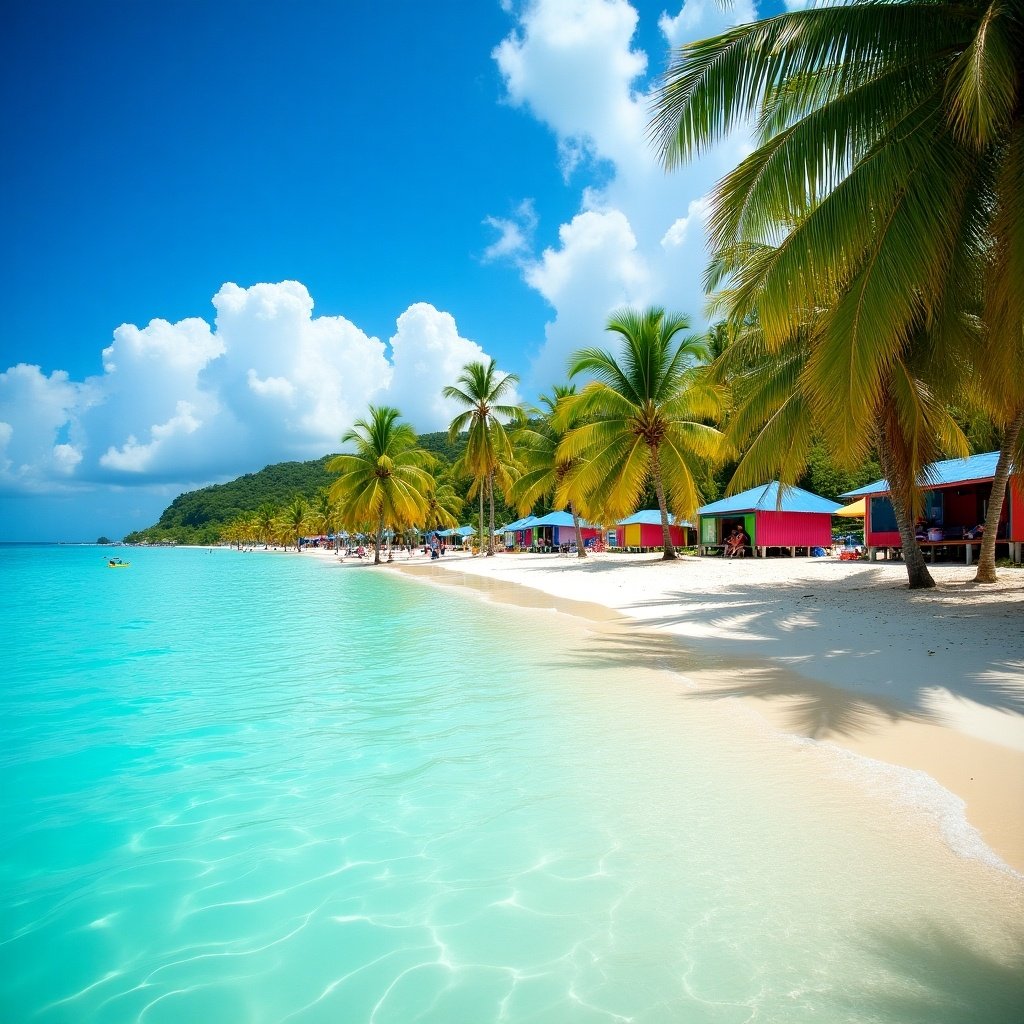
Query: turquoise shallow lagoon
[{"left": 1, "top": 544, "right": 1022, "bottom": 1022}]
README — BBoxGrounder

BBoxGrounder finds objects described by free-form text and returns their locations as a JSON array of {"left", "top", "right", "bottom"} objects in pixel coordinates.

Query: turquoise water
[{"left": 1, "top": 545, "right": 1021, "bottom": 1023}]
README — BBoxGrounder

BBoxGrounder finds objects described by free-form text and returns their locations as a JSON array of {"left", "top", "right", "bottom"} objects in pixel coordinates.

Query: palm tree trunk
[
  {"left": 650, "top": 447, "right": 677, "bottom": 560},
  {"left": 374, "top": 515, "right": 383, "bottom": 566},
  {"left": 478, "top": 484, "right": 485, "bottom": 556},
  {"left": 487, "top": 473, "right": 496, "bottom": 556},
  {"left": 877, "top": 435, "right": 934, "bottom": 589},
  {"left": 974, "top": 407, "right": 1023, "bottom": 584},
  {"left": 570, "top": 502, "right": 587, "bottom": 558}
]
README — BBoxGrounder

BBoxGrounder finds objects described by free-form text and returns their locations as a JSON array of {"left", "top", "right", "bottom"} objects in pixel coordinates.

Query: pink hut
[
  {"left": 697, "top": 482, "right": 841, "bottom": 557},
  {"left": 842, "top": 451, "right": 1023, "bottom": 564}
]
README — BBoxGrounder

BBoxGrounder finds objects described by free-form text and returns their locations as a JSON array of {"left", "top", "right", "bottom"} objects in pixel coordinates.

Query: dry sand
[{"left": 388, "top": 549, "right": 1024, "bottom": 873}]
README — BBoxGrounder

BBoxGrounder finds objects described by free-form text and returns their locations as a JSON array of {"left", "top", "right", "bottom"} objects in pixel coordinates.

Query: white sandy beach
[{"left": 382, "top": 548, "right": 1024, "bottom": 873}]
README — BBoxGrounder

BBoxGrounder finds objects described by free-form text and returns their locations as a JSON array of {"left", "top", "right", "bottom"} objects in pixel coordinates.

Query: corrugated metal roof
[
  {"left": 500, "top": 515, "right": 538, "bottom": 532},
  {"left": 841, "top": 451, "right": 1002, "bottom": 497},
  {"left": 531, "top": 510, "right": 585, "bottom": 527},
  {"left": 698, "top": 482, "right": 842, "bottom": 515},
  {"left": 617, "top": 509, "right": 694, "bottom": 528}
]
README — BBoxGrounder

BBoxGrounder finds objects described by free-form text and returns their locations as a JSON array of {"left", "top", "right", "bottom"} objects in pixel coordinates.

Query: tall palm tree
[
  {"left": 282, "top": 495, "right": 310, "bottom": 552},
  {"left": 327, "top": 405, "right": 433, "bottom": 566},
  {"left": 557, "top": 307, "right": 726, "bottom": 560},
  {"left": 255, "top": 502, "right": 277, "bottom": 550},
  {"left": 443, "top": 359, "right": 521, "bottom": 556},
  {"left": 510, "top": 385, "right": 589, "bottom": 558},
  {"left": 649, "top": 0, "right": 1022, "bottom": 585},
  {"left": 423, "top": 478, "right": 463, "bottom": 533}
]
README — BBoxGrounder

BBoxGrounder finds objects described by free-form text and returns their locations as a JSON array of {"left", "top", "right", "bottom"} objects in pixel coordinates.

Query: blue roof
[
  {"left": 501, "top": 515, "right": 538, "bottom": 532},
  {"left": 698, "top": 482, "right": 842, "bottom": 516},
  {"left": 531, "top": 509, "right": 587, "bottom": 528},
  {"left": 617, "top": 509, "right": 694, "bottom": 528},
  {"left": 841, "top": 451, "right": 1002, "bottom": 498}
]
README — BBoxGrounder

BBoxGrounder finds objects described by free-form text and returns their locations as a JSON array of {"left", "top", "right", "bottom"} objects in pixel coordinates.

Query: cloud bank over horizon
[{"left": 0, "top": 280, "right": 506, "bottom": 534}]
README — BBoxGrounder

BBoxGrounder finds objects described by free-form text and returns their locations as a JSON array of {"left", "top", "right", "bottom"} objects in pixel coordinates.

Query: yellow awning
[{"left": 834, "top": 498, "right": 865, "bottom": 518}]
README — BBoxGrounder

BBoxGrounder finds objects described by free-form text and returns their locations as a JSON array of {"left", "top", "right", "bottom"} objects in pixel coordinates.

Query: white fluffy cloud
[
  {"left": 492, "top": 0, "right": 758, "bottom": 387},
  {"left": 0, "top": 282, "right": 507, "bottom": 510}
]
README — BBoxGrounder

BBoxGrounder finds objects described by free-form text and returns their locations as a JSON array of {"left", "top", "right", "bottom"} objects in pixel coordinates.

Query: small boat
[{"left": 107, "top": 558, "right": 131, "bottom": 568}]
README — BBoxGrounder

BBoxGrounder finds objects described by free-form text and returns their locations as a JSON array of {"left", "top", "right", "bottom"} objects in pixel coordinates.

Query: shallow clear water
[{"left": 1, "top": 545, "right": 1021, "bottom": 1023}]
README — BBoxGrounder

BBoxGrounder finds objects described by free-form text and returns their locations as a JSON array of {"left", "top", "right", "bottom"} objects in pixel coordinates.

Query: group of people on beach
[{"left": 724, "top": 527, "right": 749, "bottom": 558}]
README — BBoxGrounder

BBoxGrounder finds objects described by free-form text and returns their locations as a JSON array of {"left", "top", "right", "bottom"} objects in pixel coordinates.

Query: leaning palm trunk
[
  {"left": 974, "top": 408, "right": 1023, "bottom": 584},
  {"left": 374, "top": 515, "right": 383, "bottom": 566},
  {"left": 570, "top": 502, "right": 587, "bottom": 558},
  {"left": 650, "top": 448, "right": 677, "bottom": 561},
  {"left": 877, "top": 436, "right": 934, "bottom": 589}
]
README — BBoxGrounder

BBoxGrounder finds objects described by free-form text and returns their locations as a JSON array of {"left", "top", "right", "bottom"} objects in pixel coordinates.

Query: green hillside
[{"left": 123, "top": 430, "right": 483, "bottom": 545}]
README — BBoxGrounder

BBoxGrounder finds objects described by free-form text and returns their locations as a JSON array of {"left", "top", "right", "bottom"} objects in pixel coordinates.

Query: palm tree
[
  {"left": 283, "top": 495, "right": 310, "bottom": 551},
  {"left": 510, "top": 385, "right": 589, "bottom": 558},
  {"left": 310, "top": 490, "right": 341, "bottom": 551},
  {"left": 423, "top": 478, "right": 463, "bottom": 533},
  {"left": 705, "top": 245, "right": 969, "bottom": 589},
  {"left": 327, "top": 405, "right": 433, "bottom": 566},
  {"left": 648, "top": 0, "right": 1022, "bottom": 584},
  {"left": 443, "top": 359, "right": 521, "bottom": 556},
  {"left": 255, "top": 502, "right": 277, "bottom": 550},
  {"left": 557, "top": 307, "right": 726, "bottom": 560}
]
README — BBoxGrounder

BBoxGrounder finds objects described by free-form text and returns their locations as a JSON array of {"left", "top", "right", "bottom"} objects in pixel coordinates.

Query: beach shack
[
  {"left": 697, "top": 482, "right": 841, "bottom": 557},
  {"left": 529, "top": 510, "right": 599, "bottom": 552},
  {"left": 841, "top": 451, "right": 1023, "bottom": 563},
  {"left": 500, "top": 515, "right": 538, "bottom": 550},
  {"left": 614, "top": 510, "right": 693, "bottom": 552}
]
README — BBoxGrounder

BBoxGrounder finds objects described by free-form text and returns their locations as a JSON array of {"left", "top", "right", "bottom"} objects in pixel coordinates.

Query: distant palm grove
[{"left": 128, "top": 0, "right": 1020, "bottom": 587}]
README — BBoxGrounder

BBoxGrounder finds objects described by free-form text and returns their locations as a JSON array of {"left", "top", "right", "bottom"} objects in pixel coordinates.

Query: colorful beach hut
[
  {"left": 613, "top": 510, "right": 693, "bottom": 552},
  {"left": 697, "top": 482, "right": 841, "bottom": 557},
  {"left": 500, "top": 515, "right": 538, "bottom": 551},
  {"left": 841, "top": 451, "right": 1023, "bottom": 563},
  {"left": 529, "top": 510, "right": 599, "bottom": 552}
]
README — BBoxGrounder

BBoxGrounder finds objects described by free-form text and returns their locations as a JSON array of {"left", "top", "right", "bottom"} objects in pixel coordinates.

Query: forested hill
[{"left": 123, "top": 430, "right": 466, "bottom": 545}]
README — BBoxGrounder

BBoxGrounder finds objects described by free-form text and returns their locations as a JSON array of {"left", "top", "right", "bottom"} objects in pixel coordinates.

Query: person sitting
[
  {"left": 963, "top": 523, "right": 984, "bottom": 539},
  {"left": 724, "top": 529, "right": 742, "bottom": 557}
]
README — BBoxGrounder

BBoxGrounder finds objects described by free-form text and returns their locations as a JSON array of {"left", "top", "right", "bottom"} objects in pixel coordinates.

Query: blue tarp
[
  {"left": 698, "top": 482, "right": 842, "bottom": 516},
  {"left": 841, "top": 451, "right": 1002, "bottom": 498}
]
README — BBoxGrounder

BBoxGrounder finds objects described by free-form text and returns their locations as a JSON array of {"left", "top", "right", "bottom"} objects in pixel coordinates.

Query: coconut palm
[
  {"left": 510, "top": 385, "right": 589, "bottom": 558},
  {"left": 423, "top": 478, "right": 463, "bottom": 533},
  {"left": 649, "top": 0, "right": 1022, "bottom": 584},
  {"left": 706, "top": 244, "right": 969, "bottom": 589},
  {"left": 281, "top": 495, "right": 310, "bottom": 552},
  {"left": 255, "top": 502, "right": 277, "bottom": 549},
  {"left": 310, "top": 490, "right": 341, "bottom": 551},
  {"left": 327, "top": 405, "right": 433, "bottom": 566},
  {"left": 557, "top": 307, "right": 726, "bottom": 561},
  {"left": 443, "top": 359, "right": 521, "bottom": 556}
]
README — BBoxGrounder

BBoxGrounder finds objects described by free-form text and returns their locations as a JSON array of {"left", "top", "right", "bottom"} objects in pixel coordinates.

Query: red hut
[
  {"left": 841, "top": 452, "right": 1023, "bottom": 564},
  {"left": 697, "top": 482, "right": 841, "bottom": 557},
  {"left": 613, "top": 510, "right": 693, "bottom": 551}
]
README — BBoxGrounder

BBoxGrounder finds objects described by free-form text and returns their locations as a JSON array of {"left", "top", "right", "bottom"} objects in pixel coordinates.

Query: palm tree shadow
[
  {"left": 610, "top": 574, "right": 1024, "bottom": 727},
  {"left": 845, "top": 922, "right": 1024, "bottom": 1023},
  {"left": 558, "top": 628, "right": 935, "bottom": 739}
]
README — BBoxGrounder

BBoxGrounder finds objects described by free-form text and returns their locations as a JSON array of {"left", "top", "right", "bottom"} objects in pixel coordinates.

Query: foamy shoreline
[{"left": 367, "top": 547, "right": 1024, "bottom": 874}]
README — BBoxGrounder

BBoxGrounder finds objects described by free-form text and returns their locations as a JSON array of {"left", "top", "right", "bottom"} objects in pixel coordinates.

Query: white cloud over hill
[
  {"left": 491, "top": 0, "right": 757, "bottom": 387},
  {"left": 0, "top": 281, "right": 509, "bottom": 509}
]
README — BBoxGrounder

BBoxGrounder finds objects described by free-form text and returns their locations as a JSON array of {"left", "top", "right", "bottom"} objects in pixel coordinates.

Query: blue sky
[{"left": 1, "top": 0, "right": 785, "bottom": 541}]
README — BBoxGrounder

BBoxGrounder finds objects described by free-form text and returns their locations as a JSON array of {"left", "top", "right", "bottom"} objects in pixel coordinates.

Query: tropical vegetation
[
  {"left": 556, "top": 307, "right": 726, "bottom": 560},
  {"left": 648, "top": 0, "right": 1023, "bottom": 585}
]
